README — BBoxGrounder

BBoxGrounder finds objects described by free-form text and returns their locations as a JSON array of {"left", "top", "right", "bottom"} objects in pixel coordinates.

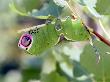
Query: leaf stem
[
  {"left": 92, "top": 30, "right": 110, "bottom": 46},
  {"left": 98, "top": 19, "right": 110, "bottom": 40}
]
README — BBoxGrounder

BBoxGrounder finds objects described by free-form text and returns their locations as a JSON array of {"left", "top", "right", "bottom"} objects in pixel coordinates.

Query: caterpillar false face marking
[{"left": 18, "top": 33, "right": 33, "bottom": 51}]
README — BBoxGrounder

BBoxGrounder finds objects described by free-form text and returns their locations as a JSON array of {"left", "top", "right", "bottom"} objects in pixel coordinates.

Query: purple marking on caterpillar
[{"left": 18, "top": 33, "right": 33, "bottom": 50}]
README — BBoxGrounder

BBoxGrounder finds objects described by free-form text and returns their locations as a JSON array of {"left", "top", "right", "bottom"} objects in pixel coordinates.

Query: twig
[{"left": 93, "top": 30, "right": 110, "bottom": 46}]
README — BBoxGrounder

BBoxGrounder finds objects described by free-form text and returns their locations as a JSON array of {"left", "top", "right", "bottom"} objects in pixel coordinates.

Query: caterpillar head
[{"left": 18, "top": 33, "right": 33, "bottom": 50}]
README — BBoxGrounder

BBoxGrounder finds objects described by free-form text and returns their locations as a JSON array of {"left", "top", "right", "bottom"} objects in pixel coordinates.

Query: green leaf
[
  {"left": 73, "top": 61, "right": 90, "bottom": 77},
  {"left": 31, "top": 0, "right": 63, "bottom": 18},
  {"left": 41, "top": 71, "right": 68, "bottom": 82},
  {"left": 22, "top": 0, "right": 42, "bottom": 12},
  {"left": 9, "top": 0, "right": 63, "bottom": 19},
  {"left": 22, "top": 57, "right": 43, "bottom": 82},
  {"left": 22, "top": 68, "right": 40, "bottom": 82},
  {"left": 9, "top": 0, "right": 42, "bottom": 13},
  {"left": 81, "top": 41, "right": 110, "bottom": 81},
  {"left": 56, "top": 62, "right": 73, "bottom": 81},
  {"left": 9, "top": 2, "right": 27, "bottom": 16},
  {"left": 95, "top": 0, "right": 110, "bottom": 15},
  {"left": 78, "top": 0, "right": 101, "bottom": 17},
  {"left": 73, "top": 61, "right": 94, "bottom": 82}
]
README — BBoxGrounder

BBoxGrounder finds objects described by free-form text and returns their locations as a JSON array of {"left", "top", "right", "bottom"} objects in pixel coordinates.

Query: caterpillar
[{"left": 18, "top": 16, "right": 90, "bottom": 55}]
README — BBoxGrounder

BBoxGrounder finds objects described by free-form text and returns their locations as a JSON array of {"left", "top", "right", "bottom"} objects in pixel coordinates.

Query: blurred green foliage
[
  {"left": 95, "top": 0, "right": 110, "bottom": 15},
  {"left": 81, "top": 41, "right": 110, "bottom": 82},
  {"left": 0, "top": 0, "right": 110, "bottom": 82}
]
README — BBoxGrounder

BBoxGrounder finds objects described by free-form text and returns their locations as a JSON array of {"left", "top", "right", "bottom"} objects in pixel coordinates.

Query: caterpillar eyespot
[{"left": 18, "top": 33, "right": 33, "bottom": 50}]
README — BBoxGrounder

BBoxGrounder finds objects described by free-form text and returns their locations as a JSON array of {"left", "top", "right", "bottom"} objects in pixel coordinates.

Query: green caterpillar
[{"left": 18, "top": 16, "right": 90, "bottom": 55}]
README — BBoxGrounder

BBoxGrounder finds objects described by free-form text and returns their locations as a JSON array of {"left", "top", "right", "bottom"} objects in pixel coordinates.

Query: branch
[{"left": 93, "top": 30, "right": 110, "bottom": 46}]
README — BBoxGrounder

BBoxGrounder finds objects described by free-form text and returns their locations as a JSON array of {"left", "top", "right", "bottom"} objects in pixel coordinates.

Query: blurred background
[
  {"left": 0, "top": 0, "right": 110, "bottom": 82},
  {"left": 0, "top": 0, "right": 44, "bottom": 82}
]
